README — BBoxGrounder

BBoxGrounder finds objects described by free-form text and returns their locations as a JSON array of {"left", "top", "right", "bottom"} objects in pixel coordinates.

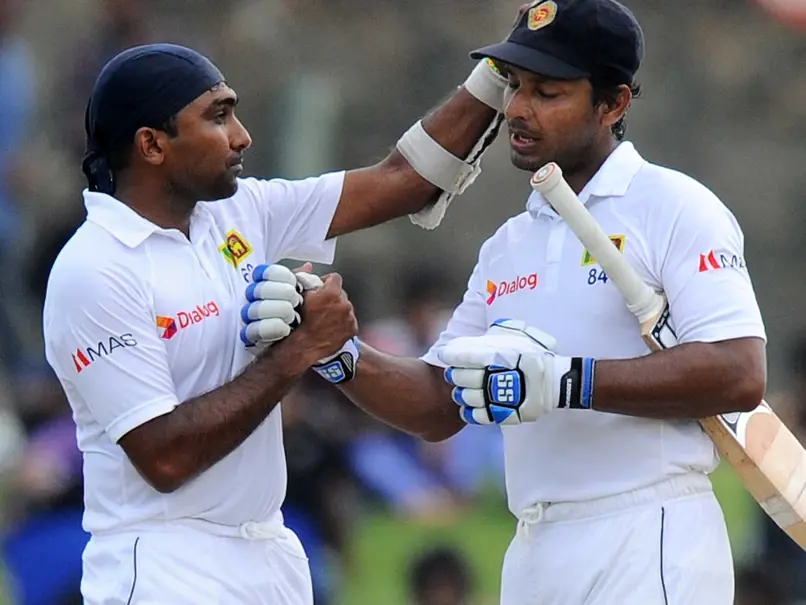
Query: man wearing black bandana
[{"left": 41, "top": 38, "right": 509, "bottom": 604}]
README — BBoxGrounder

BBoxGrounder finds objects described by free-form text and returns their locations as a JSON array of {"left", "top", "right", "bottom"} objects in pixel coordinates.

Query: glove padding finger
[
  {"left": 451, "top": 385, "right": 487, "bottom": 408},
  {"left": 245, "top": 281, "right": 302, "bottom": 306},
  {"left": 240, "top": 318, "right": 293, "bottom": 347},
  {"left": 444, "top": 367, "right": 485, "bottom": 389},
  {"left": 241, "top": 300, "right": 300, "bottom": 324},
  {"left": 460, "top": 405, "right": 497, "bottom": 426},
  {"left": 252, "top": 264, "right": 298, "bottom": 287}
]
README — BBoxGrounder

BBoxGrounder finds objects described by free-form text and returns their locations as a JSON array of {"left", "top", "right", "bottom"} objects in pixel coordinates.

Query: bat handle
[{"left": 531, "top": 164, "right": 662, "bottom": 321}]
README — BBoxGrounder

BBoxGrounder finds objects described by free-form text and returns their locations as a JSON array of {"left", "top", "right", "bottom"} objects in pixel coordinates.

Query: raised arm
[{"left": 328, "top": 83, "right": 500, "bottom": 237}]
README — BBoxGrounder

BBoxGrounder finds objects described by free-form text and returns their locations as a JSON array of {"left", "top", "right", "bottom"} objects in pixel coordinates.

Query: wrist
[
  {"left": 556, "top": 357, "right": 596, "bottom": 410},
  {"left": 270, "top": 329, "right": 323, "bottom": 374},
  {"left": 463, "top": 59, "right": 508, "bottom": 112}
]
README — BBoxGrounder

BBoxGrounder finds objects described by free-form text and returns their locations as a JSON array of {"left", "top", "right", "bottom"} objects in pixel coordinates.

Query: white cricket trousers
[
  {"left": 500, "top": 473, "right": 733, "bottom": 605},
  {"left": 80, "top": 514, "right": 313, "bottom": 604}
]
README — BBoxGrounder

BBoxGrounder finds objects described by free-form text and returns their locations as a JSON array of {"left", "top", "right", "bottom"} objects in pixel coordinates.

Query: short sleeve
[
  {"left": 659, "top": 193, "right": 766, "bottom": 344},
  {"left": 44, "top": 263, "right": 179, "bottom": 443},
  {"left": 236, "top": 171, "right": 345, "bottom": 264},
  {"left": 420, "top": 243, "right": 492, "bottom": 368}
]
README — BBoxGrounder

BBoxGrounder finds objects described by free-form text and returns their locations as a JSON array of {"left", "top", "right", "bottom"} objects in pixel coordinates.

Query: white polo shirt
[
  {"left": 43, "top": 172, "right": 344, "bottom": 534},
  {"left": 422, "top": 142, "right": 766, "bottom": 515}
]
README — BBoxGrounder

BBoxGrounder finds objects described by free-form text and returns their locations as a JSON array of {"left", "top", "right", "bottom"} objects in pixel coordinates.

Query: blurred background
[{"left": 1, "top": 0, "right": 806, "bottom": 603}]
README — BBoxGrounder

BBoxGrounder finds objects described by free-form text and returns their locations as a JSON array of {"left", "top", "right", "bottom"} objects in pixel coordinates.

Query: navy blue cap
[
  {"left": 82, "top": 43, "right": 225, "bottom": 195},
  {"left": 471, "top": 0, "right": 644, "bottom": 86}
]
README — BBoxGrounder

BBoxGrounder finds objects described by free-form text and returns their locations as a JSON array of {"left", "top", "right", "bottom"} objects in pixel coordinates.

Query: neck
[
  {"left": 565, "top": 138, "right": 620, "bottom": 195},
  {"left": 114, "top": 178, "right": 196, "bottom": 239}
]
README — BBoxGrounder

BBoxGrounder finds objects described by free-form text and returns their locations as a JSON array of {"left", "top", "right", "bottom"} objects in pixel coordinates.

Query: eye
[
  {"left": 213, "top": 109, "right": 230, "bottom": 124},
  {"left": 535, "top": 89, "right": 560, "bottom": 100}
]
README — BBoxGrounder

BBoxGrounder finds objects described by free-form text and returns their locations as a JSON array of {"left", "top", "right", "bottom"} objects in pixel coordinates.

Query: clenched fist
[{"left": 294, "top": 273, "right": 359, "bottom": 365}]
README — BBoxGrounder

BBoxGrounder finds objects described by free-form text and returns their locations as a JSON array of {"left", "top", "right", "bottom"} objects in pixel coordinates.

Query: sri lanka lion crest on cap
[{"left": 527, "top": 0, "right": 558, "bottom": 31}]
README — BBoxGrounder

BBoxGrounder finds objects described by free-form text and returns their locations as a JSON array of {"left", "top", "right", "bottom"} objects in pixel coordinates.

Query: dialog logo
[
  {"left": 486, "top": 273, "right": 539, "bottom": 305},
  {"left": 156, "top": 301, "right": 220, "bottom": 339}
]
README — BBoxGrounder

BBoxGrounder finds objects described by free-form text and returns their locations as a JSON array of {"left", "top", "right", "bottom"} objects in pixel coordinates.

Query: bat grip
[{"left": 531, "top": 163, "right": 662, "bottom": 323}]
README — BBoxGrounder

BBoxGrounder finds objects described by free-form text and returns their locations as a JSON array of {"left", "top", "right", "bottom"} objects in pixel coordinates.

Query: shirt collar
[
  {"left": 526, "top": 141, "right": 645, "bottom": 218},
  {"left": 83, "top": 190, "right": 213, "bottom": 248}
]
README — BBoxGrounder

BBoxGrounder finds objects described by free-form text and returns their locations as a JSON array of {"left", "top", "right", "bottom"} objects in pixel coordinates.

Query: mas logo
[
  {"left": 486, "top": 273, "right": 539, "bottom": 305},
  {"left": 581, "top": 235, "right": 626, "bottom": 266},
  {"left": 698, "top": 250, "right": 746, "bottom": 273},
  {"left": 156, "top": 301, "right": 220, "bottom": 340},
  {"left": 527, "top": 0, "right": 558, "bottom": 30},
  {"left": 72, "top": 333, "right": 137, "bottom": 374},
  {"left": 219, "top": 230, "right": 252, "bottom": 268}
]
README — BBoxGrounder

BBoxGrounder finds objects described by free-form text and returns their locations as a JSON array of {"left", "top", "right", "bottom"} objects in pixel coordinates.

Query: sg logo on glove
[
  {"left": 482, "top": 367, "right": 525, "bottom": 424},
  {"left": 441, "top": 319, "right": 595, "bottom": 426}
]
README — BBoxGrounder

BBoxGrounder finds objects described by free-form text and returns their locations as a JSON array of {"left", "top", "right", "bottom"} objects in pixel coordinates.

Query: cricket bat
[{"left": 530, "top": 162, "right": 806, "bottom": 550}]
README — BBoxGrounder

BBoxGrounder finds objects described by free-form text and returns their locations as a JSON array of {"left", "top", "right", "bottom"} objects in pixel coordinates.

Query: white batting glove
[
  {"left": 240, "top": 264, "right": 302, "bottom": 353},
  {"left": 293, "top": 272, "right": 360, "bottom": 385},
  {"left": 438, "top": 319, "right": 596, "bottom": 426}
]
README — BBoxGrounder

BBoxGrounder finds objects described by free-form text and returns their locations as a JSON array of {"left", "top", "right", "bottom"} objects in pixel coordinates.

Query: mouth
[
  {"left": 509, "top": 130, "right": 542, "bottom": 154},
  {"left": 228, "top": 156, "right": 244, "bottom": 175}
]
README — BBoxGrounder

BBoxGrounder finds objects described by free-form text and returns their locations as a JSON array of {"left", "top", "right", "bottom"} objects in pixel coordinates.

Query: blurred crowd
[{"left": 2, "top": 0, "right": 806, "bottom": 604}]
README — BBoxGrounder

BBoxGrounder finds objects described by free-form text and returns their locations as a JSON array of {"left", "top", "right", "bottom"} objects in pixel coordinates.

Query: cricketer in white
[
  {"left": 43, "top": 37, "right": 506, "bottom": 604},
  {"left": 44, "top": 176, "right": 343, "bottom": 602},
  {"left": 247, "top": 1, "right": 768, "bottom": 603}
]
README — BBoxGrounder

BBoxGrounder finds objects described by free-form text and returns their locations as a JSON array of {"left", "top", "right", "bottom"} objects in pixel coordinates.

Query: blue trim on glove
[
  {"left": 245, "top": 283, "right": 260, "bottom": 302},
  {"left": 461, "top": 406, "right": 480, "bottom": 425},
  {"left": 451, "top": 387, "right": 467, "bottom": 406},
  {"left": 252, "top": 264, "right": 271, "bottom": 282},
  {"left": 581, "top": 357, "right": 596, "bottom": 410}
]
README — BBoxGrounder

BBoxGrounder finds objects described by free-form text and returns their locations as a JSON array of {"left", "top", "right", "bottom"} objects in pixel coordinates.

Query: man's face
[
  {"left": 163, "top": 84, "right": 252, "bottom": 202},
  {"left": 502, "top": 65, "right": 601, "bottom": 174}
]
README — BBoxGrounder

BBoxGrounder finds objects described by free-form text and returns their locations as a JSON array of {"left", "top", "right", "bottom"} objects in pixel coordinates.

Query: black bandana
[{"left": 82, "top": 43, "right": 225, "bottom": 194}]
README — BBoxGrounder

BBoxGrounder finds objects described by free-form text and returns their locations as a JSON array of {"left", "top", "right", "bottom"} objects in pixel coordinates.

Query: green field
[{"left": 338, "top": 495, "right": 514, "bottom": 605}]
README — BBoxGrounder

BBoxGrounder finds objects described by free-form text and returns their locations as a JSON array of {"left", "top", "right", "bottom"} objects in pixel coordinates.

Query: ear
[
  {"left": 134, "top": 127, "right": 167, "bottom": 166},
  {"left": 598, "top": 84, "right": 633, "bottom": 131}
]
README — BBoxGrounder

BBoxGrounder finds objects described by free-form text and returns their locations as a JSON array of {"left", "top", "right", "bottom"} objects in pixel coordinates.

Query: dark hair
[
  {"left": 591, "top": 81, "right": 641, "bottom": 141},
  {"left": 105, "top": 114, "right": 179, "bottom": 173},
  {"left": 409, "top": 546, "right": 472, "bottom": 600}
]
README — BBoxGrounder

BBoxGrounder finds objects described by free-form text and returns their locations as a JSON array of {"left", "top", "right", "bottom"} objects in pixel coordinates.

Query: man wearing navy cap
[
  {"left": 42, "top": 35, "right": 511, "bottom": 605},
  {"left": 251, "top": 1, "right": 767, "bottom": 603}
]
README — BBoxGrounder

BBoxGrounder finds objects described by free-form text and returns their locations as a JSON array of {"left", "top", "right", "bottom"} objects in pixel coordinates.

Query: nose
[
  {"left": 504, "top": 86, "right": 530, "bottom": 123},
  {"left": 231, "top": 116, "right": 252, "bottom": 151}
]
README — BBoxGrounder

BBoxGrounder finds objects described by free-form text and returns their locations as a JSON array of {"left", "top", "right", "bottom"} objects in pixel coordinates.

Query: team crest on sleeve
[
  {"left": 698, "top": 249, "right": 746, "bottom": 273},
  {"left": 219, "top": 230, "right": 253, "bottom": 268},
  {"left": 581, "top": 235, "right": 625, "bottom": 266}
]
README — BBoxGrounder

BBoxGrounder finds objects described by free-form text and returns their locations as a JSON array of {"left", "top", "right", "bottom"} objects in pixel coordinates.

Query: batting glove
[
  {"left": 240, "top": 264, "right": 302, "bottom": 353},
  {"left": 438, "top": 319, "right": 596, "bottom": 426},
  {"left": 292, "top": 272, "right": 360, "bottom": 385}
]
